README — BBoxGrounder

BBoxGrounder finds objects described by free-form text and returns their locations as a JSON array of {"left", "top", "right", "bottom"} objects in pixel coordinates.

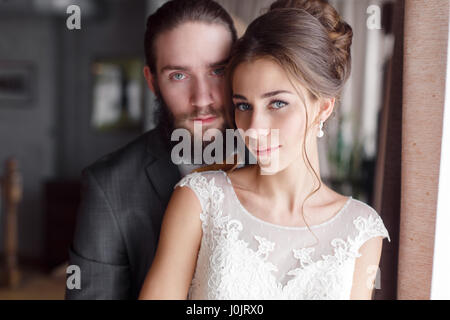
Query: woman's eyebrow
[
  {"left": 261, "top": 90, "right": 294, "bottom": 98},
  {"left": 232, "top": 90, "right": 294, "bottom": 100},
  {"left": 232, "top": 94, "right": 247, "bottom": 100}
]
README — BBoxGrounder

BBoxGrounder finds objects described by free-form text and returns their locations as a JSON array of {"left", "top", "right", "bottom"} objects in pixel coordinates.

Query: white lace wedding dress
[{"left": 175, "top": 170, "right": 390, "bottom": 300}]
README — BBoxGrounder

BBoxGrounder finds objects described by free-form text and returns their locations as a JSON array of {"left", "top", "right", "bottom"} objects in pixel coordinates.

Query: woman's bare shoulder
[
  {"left": 171, "top": 182, "right": 202, "bottom": 206},
  {"left": 226, "top": 164, "right": 257, "bottom": 184}
]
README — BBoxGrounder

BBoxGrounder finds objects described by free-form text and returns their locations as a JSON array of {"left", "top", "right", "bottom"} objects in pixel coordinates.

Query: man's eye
[
  {"left": 235, "top": 103, "right": 250, "bottom": 111},
  {"left": 171, "top": 73, "right": 186, "bottom": 81},
  {"left": 212, "top": 67, "right": 225, "bottom": 76},
  {"left": 271, "top": 100, "right": 288, "bottom": 109}
]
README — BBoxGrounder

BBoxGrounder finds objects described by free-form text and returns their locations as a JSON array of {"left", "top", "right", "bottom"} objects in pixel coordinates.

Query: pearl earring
[{"left": 317, "top": 120, "right": 324, "bottom": 138}]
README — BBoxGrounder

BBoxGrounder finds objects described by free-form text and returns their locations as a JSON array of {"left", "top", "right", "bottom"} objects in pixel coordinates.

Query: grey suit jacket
[{"left": 65, "top": 126, "right": 181, "bottom": 299}]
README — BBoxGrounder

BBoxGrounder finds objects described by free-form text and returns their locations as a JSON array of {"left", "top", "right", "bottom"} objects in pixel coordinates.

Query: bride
[{"left": 139, "top": 0, "right": 390, "bottom": 300}]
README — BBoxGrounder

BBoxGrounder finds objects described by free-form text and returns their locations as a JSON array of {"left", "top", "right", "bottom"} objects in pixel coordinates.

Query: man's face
[{"left": 145, "top": 22, "right": 233, "bottom": 139}]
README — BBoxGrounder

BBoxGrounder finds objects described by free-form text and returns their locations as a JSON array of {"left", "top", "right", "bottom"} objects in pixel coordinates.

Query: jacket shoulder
[{"left": 83, "top": 128, "right": 162, "bottom": 180}]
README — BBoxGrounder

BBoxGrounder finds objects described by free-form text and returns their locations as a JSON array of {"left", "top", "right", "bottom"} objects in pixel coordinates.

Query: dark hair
[
  {"left": 226, "top": 0, "right": 353, "bottom": 241},
  {"left": 268, "top": 0, "right": 353, "bottom": 94},
  {"left": 144, "top": 0, "right": 238, "bottom": 73}
]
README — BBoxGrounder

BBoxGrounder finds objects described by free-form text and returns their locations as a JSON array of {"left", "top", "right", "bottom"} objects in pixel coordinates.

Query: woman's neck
[{"left": 253, "top": 145, "right": 323, "bottom": 215}]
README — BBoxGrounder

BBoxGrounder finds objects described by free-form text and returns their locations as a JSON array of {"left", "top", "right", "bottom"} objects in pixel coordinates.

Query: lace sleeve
[
  {"left": 174, "top": 172, "right": 211, "bottom": 213},
  {"left": 173, "top": 171, "right": 227, "bottom": 243},
  {"left": 352, "top": 208, "right": 391, "bottom": 255}
]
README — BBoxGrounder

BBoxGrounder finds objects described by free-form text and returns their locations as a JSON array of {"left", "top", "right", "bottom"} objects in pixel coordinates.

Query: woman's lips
[{"left": 254, "top": 145, "right": 281, "bottom": 156}]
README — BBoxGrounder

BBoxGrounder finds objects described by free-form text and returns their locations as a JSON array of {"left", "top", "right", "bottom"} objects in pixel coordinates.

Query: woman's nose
[{"left": 246, "top": 111, "right": 271, "bottom": 139}]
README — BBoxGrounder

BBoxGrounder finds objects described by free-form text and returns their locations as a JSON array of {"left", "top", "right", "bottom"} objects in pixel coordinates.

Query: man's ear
[{"left": 143, "top": 66, "right": 157, "bottom": 95}]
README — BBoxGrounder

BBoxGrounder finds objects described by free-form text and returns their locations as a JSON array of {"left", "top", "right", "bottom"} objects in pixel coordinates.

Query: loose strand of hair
[{"left": 290, "top": 76, "right": 322, "bottom": 246}]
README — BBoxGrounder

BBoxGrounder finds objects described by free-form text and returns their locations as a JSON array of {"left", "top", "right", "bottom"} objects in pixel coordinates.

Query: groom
[{"left": 65, "top": 0, "right": 238, "bottom": 299}]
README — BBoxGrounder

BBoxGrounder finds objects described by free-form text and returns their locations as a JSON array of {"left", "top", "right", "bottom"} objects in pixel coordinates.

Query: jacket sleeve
[{"left": 65, "top": 167, "right": 131, "bottom": 300}]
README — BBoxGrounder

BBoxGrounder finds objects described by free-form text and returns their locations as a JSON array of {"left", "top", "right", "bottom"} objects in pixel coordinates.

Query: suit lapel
[{"left": 144, "top": 127, "right": 181, "bottom": 207}]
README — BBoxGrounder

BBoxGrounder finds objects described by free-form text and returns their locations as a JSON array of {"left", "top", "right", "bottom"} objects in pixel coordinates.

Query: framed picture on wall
[
  {"left": 90, "top": 57, "right": 145, "bottom": 133},
  {"left": 0, "top": 61, "right": 34, "bottom": 107}
]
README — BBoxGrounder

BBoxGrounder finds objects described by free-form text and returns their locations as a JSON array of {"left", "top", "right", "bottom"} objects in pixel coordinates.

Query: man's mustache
[{"left": 179, "top": 106, "right": 223, "bottom": 122}]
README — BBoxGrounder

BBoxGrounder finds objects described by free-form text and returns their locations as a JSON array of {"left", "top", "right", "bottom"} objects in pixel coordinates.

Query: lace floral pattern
[{"left": 175, "top": 171, "right": 390, "bottom": 300}]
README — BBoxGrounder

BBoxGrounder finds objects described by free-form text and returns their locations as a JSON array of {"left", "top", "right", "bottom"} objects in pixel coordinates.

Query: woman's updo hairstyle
[
  {"left": 226, "top": 0, "right": 353, "bottom": 107},
  {"left": 269, "top": 0, "right": 353, "bottom": 92}
]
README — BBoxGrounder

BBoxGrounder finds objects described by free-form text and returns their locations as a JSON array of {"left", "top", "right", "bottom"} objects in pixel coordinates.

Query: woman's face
[{"left": 232, "top": 58, "right": 317, "bottom": 173}]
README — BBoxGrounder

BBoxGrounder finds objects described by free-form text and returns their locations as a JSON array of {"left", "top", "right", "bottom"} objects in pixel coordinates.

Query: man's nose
[{"left": 190, "top": 77, "right": 214, "bottom": 109}]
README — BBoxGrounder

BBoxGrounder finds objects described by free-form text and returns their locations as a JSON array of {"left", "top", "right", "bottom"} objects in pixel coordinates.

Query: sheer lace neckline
[{"left": 220, "top": 170, "right": 353, "bottom": 231}]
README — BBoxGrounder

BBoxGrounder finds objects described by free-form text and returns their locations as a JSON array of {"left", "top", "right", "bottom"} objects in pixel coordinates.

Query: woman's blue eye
[
  {"left": 235, "top": 103, "right": 250, "bottom": 111},
  {"left": 172, "top": 73, "right": 186, "bottom": 81},
  {"left": 271, "top": 101, "right": 287, "bottom": 109}
]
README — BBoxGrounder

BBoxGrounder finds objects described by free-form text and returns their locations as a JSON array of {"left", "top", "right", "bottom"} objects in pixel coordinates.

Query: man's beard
[{"left": 153, "top": 92, "right": 230, "bottom": 164}]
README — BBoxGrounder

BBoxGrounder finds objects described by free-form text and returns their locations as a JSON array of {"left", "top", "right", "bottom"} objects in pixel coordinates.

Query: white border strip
[{"left": 430, "top": 7, "right": 450, "bottom": 300}]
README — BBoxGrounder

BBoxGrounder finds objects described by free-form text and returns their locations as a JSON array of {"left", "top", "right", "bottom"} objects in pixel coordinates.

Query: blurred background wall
[{"left": 0, "top": 9, "right": 58, "bottom": 261}]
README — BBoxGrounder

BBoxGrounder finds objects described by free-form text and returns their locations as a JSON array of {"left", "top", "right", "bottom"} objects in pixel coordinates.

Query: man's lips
[{"left": 192, "top": 116, "right": 218, "bottom": 124}]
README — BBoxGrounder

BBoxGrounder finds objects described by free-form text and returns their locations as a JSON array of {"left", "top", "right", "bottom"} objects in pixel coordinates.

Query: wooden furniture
[{"left": 0, "top": 157, "right": 22, "bottom": 288}]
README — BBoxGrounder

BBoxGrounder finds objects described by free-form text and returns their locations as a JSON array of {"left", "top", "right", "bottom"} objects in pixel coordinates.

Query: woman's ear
[
  {"left": 319, "top": 97, "right": 336, "bottom": 122},
  {"left": 143, "top": 66, "right": 157, "bottom": 95}
]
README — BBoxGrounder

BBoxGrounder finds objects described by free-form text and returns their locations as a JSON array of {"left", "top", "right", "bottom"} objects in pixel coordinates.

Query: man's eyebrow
[
  {"left": 160, "top": 59, "right": 229, "bottom": 74},
  {"left": 160, "top": 65, "right": 189, "bottom": 73},
  {"left": 232, "top": 90, "right": 294, "bottom": 100},
  {"left": 208, "top": 59, "right": 229, "bottom": 68}
]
